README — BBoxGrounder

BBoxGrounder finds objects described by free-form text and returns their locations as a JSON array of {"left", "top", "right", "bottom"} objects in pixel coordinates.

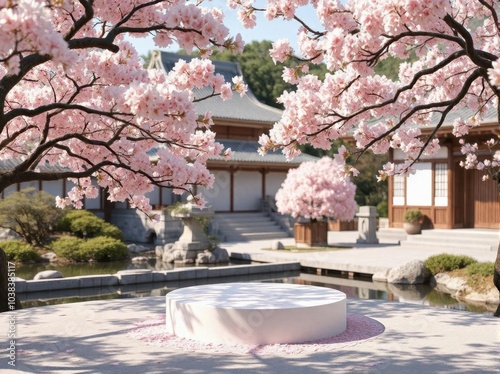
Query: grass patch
[
  {"left": 262, "top": 245, "right": 351, "bottom": 253},
  {"left": 449, "top": 268, "right": 495, "bottom": 294}
]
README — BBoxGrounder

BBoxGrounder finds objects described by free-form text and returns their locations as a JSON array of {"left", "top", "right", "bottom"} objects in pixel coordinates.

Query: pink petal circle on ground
[{"left": 128, "top": 313, "right": 385, "bottom": 356}]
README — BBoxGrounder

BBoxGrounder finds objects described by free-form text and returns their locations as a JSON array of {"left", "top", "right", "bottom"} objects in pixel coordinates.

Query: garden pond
[{"left": 14, "top": 256, "right": 498, "bottom": 315}]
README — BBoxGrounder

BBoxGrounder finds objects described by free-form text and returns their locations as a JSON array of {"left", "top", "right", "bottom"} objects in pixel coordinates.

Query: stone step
[
  {"left": 216, "top": 216, "right": 272, "bottom": 224},
  {"left": 405, "top": 235, "right": 497, "bottom": 246},
  {"left": 216, "top": 212, "right": 267, "bottom": 218},
  {"left": 399, "top": 239, "right": 495, "bottom": 252},
  {"left": 219, "top": 223, "right": 281, "bottom": 232},
  {"left": 420, "top": 229, "right": 499, "bottom": 241},
  {"left": 399, "top": 228, "right": 499, "bottom": 252},
  {"left": 376, "top": 228, "right": 408, "bottom": 244},
  {"left": 223, "top": 231, "right": 289, "bottom": 242},
  {"left": 215, "top": 212, "right": 290, "bottom": 242},
  {"left": 216, "top": 218, "right": 280, "bottom": 229}
]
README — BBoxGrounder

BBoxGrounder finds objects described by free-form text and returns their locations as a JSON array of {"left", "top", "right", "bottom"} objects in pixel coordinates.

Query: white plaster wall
[
  {"left": 145, "top": 186, "right": 160, "bottom": 206},
  {"left": 435, "top": 197, "right": 448, "bottom": 206},
  {"left": 161, "top": 187, "right": 173, "bottom": 205},
  {"left": 65, "top": 180, "right": 76, "bottom": 194},
  {"left": 234, "top": 171, "right": 262, "bottom": 211},
  {"left": 393, "top": 196, "right": 405, "bottom": 206},
  {"left": 199, "top": 170, "right": 231, "bottom": 211},
  {"left": 84, "top": 179, "right": 101, "bottom": 209},
  {"left": 406, "top": 162, "right": 432, "bottom": 206},
  {"left": 266, "top": 172, "right": 288, "bottom": 199},
  {"left": 42, "top": 180, "right": 64, "bottom": 197}
]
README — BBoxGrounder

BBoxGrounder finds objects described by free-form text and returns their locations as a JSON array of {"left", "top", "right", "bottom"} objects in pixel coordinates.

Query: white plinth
[{"left": 165, "top": 282, "right": 347, "bottom": 345}]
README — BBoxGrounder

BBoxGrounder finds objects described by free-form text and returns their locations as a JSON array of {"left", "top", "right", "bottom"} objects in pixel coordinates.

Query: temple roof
[
  {"left": 150, "top": 51, "right": 283, "bottom": 124},
  {"left": 209, "top": 139, "right": 318, "bottom": 165}
]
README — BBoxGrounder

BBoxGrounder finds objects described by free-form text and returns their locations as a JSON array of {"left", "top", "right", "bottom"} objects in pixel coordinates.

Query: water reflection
[
  {"left": 264, "top": 273, "right": 495, "bottom": 314},
  {"left": 15, "top": 257, "right": 241, "bottom": 280},
  {"left": 19, "top": 267, "right": 496, "bottom": 314}
]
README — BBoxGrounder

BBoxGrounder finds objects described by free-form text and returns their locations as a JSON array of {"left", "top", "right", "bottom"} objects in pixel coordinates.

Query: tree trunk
[
  {"left": 496, "top": 191, "right": 500, "bottom": 296},
  {"left": 495, "top": 190, "right": 500, "bottom": 317},
  {"left": 0, "top": 248, "right": 22, "bottom": 313},
  {"left": 495, "top": 241, "right": 500, "bottom": 293}
]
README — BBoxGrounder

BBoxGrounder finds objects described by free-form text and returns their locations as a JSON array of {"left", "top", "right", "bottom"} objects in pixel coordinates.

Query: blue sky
[{"left": 128, "top": 1, "right": 319, "bottom": 57}]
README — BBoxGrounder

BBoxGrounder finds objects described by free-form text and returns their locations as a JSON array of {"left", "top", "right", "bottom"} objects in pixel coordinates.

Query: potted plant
[
  {"left": 275, "top": 157, "right": 357, "bottom": 247},
  {"left": 403, "top": 209, "right": 423, "bottom": 235}
]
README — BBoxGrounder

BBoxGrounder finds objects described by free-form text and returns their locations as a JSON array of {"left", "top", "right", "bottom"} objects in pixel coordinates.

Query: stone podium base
[{"left": 165, "top": 282, "right": 347, "bottom": 345}]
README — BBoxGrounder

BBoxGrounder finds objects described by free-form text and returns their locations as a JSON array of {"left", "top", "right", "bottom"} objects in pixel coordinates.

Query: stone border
[{"left": 14, "top": 262, "right": 301, "bottom": 294}]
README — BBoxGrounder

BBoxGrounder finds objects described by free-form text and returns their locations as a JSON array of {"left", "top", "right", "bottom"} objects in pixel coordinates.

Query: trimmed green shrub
[
  {"left": 466, "top": 262, "right": 495, "bottom": 277},
  {"left": 50, "top": 236, "right": 86, "bottom": 262},
  {"left": 51, "top": 236, "right": 128, "bottom": 262},
  {"left": 69, "top": 214, "right": 104, "bottom": 238},
  {"left": 57, "top": 210, "right": 123, "bottom": 240},
  {"left": 0, "top": 240, "right": 39, "bottom": 262},
  {"left": 55, "top": 209, "right": 79, "bottom": 232},
  {"left": 78, "top": 237, "right": 129, "bottom": 262},
  {"left": 99, "top": 223, "right": 124, "bottom": 241},
  {"left": 425, "top": 253, "right": 477, "bottom": 275}
]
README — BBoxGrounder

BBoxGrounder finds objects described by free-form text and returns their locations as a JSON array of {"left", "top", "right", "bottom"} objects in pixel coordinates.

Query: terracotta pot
[
  {"left": 294, "top": 221, "right": 328, "bottom": 247},
  {"left": 403, "top": 222, "right": 422, "bottom": 235}
]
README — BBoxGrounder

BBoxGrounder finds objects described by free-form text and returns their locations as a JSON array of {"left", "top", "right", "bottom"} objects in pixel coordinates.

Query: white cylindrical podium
[{"left": 166, "top": 282, "right": 347, "bottom": 344}]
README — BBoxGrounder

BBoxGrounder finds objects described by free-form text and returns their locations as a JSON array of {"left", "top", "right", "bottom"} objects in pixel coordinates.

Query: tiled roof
[
  {"left": 156, "top": 51, "right": 283, "bottom": 123},
  {"left": 352, "top": 105, "right": 498, "bottom": 139},
  {"left": 0, "top": 159, "right": 69, "bottom": 172},
  {"left": 430, "top": 105, "right": 497, "bottom": 127},
  {"left": 209, "top": 139, "right": 318, "bottom": 165}
]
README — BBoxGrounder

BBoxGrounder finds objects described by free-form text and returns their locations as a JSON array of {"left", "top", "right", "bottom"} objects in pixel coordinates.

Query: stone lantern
[{"left": 169, "top": 196, "right": 214, "bottom": 264}]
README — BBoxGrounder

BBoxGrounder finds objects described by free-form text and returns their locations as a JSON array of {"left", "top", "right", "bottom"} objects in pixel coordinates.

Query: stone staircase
[
  {"left": 214, "top": 212, "right": 291, "bottom": 242},
  {"left": 377, "top": 228, "right": 408, "bottom": 244},
  {"left": 399, "top": 228, "right": 499, "bottom": 252}
]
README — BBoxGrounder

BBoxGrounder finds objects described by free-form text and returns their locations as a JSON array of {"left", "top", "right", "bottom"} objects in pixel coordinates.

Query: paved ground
[
  {"left": 1, "top": 231, "right": 499, "bottom": 373},
  {"left": 1, "top": 297, "right": 498, "bottom": 374},
  {"left": 224, "top": 231, "right": 498, "bottom": 275}
]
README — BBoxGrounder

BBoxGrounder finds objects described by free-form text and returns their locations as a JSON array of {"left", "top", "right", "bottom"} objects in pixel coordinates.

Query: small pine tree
[{"left": 0, "top": 188, "right": 64, "bottom": 247}]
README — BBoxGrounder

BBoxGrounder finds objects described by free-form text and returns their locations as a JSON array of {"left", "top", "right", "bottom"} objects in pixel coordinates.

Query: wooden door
[
  {"left": 464, "top": 168, "right": 499, "bottom": 228},
  {"left": 453, "top": 162, "right": 466, "bottom": 227}
]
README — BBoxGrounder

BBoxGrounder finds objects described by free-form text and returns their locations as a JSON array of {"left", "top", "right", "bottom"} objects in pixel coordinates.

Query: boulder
[
  {"left": 162, "top": 251, "right": 175, "bottom": 263},
  {"left": 433, "top": 273, "right": 467, "bottom": 291},
  {"left": 172, "top": 249, "right": 184, "bottom": 261},
  {"left": 460, "top": 287, "right": 500, "bottom": 305},
  {"left": 387, "top": 260, "right": 430, "bottom": 284},
  {"left": 271, "top": 240, "right": 285, "bottom": 250},
  {"left": 212, "top": 247, "right": 230, "bottom": 263},
  {"left": 131, "top": 256, "right": 149, "bottom": 264},
  {"left": 155, "top": 245, "right": 164, "bottom": 258},
  {"left": 33, "top": 270, "right": 63, "bottom": 280},
  {"left": 163, "top": 243, "right": 174, "bottom": 251},
  {"left": 196, "top": 250, "right": 216, "bottom": 265},
  {"left": 127, "top": 244, "right": 149, "bottom": 253},
  {"left": 40, "top": 252, "right": 57, "bottom": 262}
]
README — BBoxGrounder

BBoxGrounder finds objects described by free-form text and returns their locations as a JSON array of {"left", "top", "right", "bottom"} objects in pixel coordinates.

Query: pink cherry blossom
[
  {"left": 233, "top": 0, "right": 500, "bottom": 184},
  {"left": 0, "top": 0, "right": 247, "bottom": 213},
  {"left": 275, "top": 157, "right": 357, "bottom": 221}
]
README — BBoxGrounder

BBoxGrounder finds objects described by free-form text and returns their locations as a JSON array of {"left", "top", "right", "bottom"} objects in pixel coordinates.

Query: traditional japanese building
[
  {"left": 147, "top": 51, "right": 317, "bottom": 212},
  {"left": 388, "top": 107, "right": 500, "bottom": 229},
  {"left": 0, "top": 51, "right": 318, "bottom": 244}
]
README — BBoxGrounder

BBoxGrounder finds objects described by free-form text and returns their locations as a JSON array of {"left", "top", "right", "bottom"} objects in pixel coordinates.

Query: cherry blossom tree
[
  {"left": 275, "top": 156, "right": 356, "bottom": 221},
  {"left": 0, "top": 0, "right": 247, "bottom": 312},
  {"left": 232, "top": 0, "right": 500, "bottom": 294}
]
